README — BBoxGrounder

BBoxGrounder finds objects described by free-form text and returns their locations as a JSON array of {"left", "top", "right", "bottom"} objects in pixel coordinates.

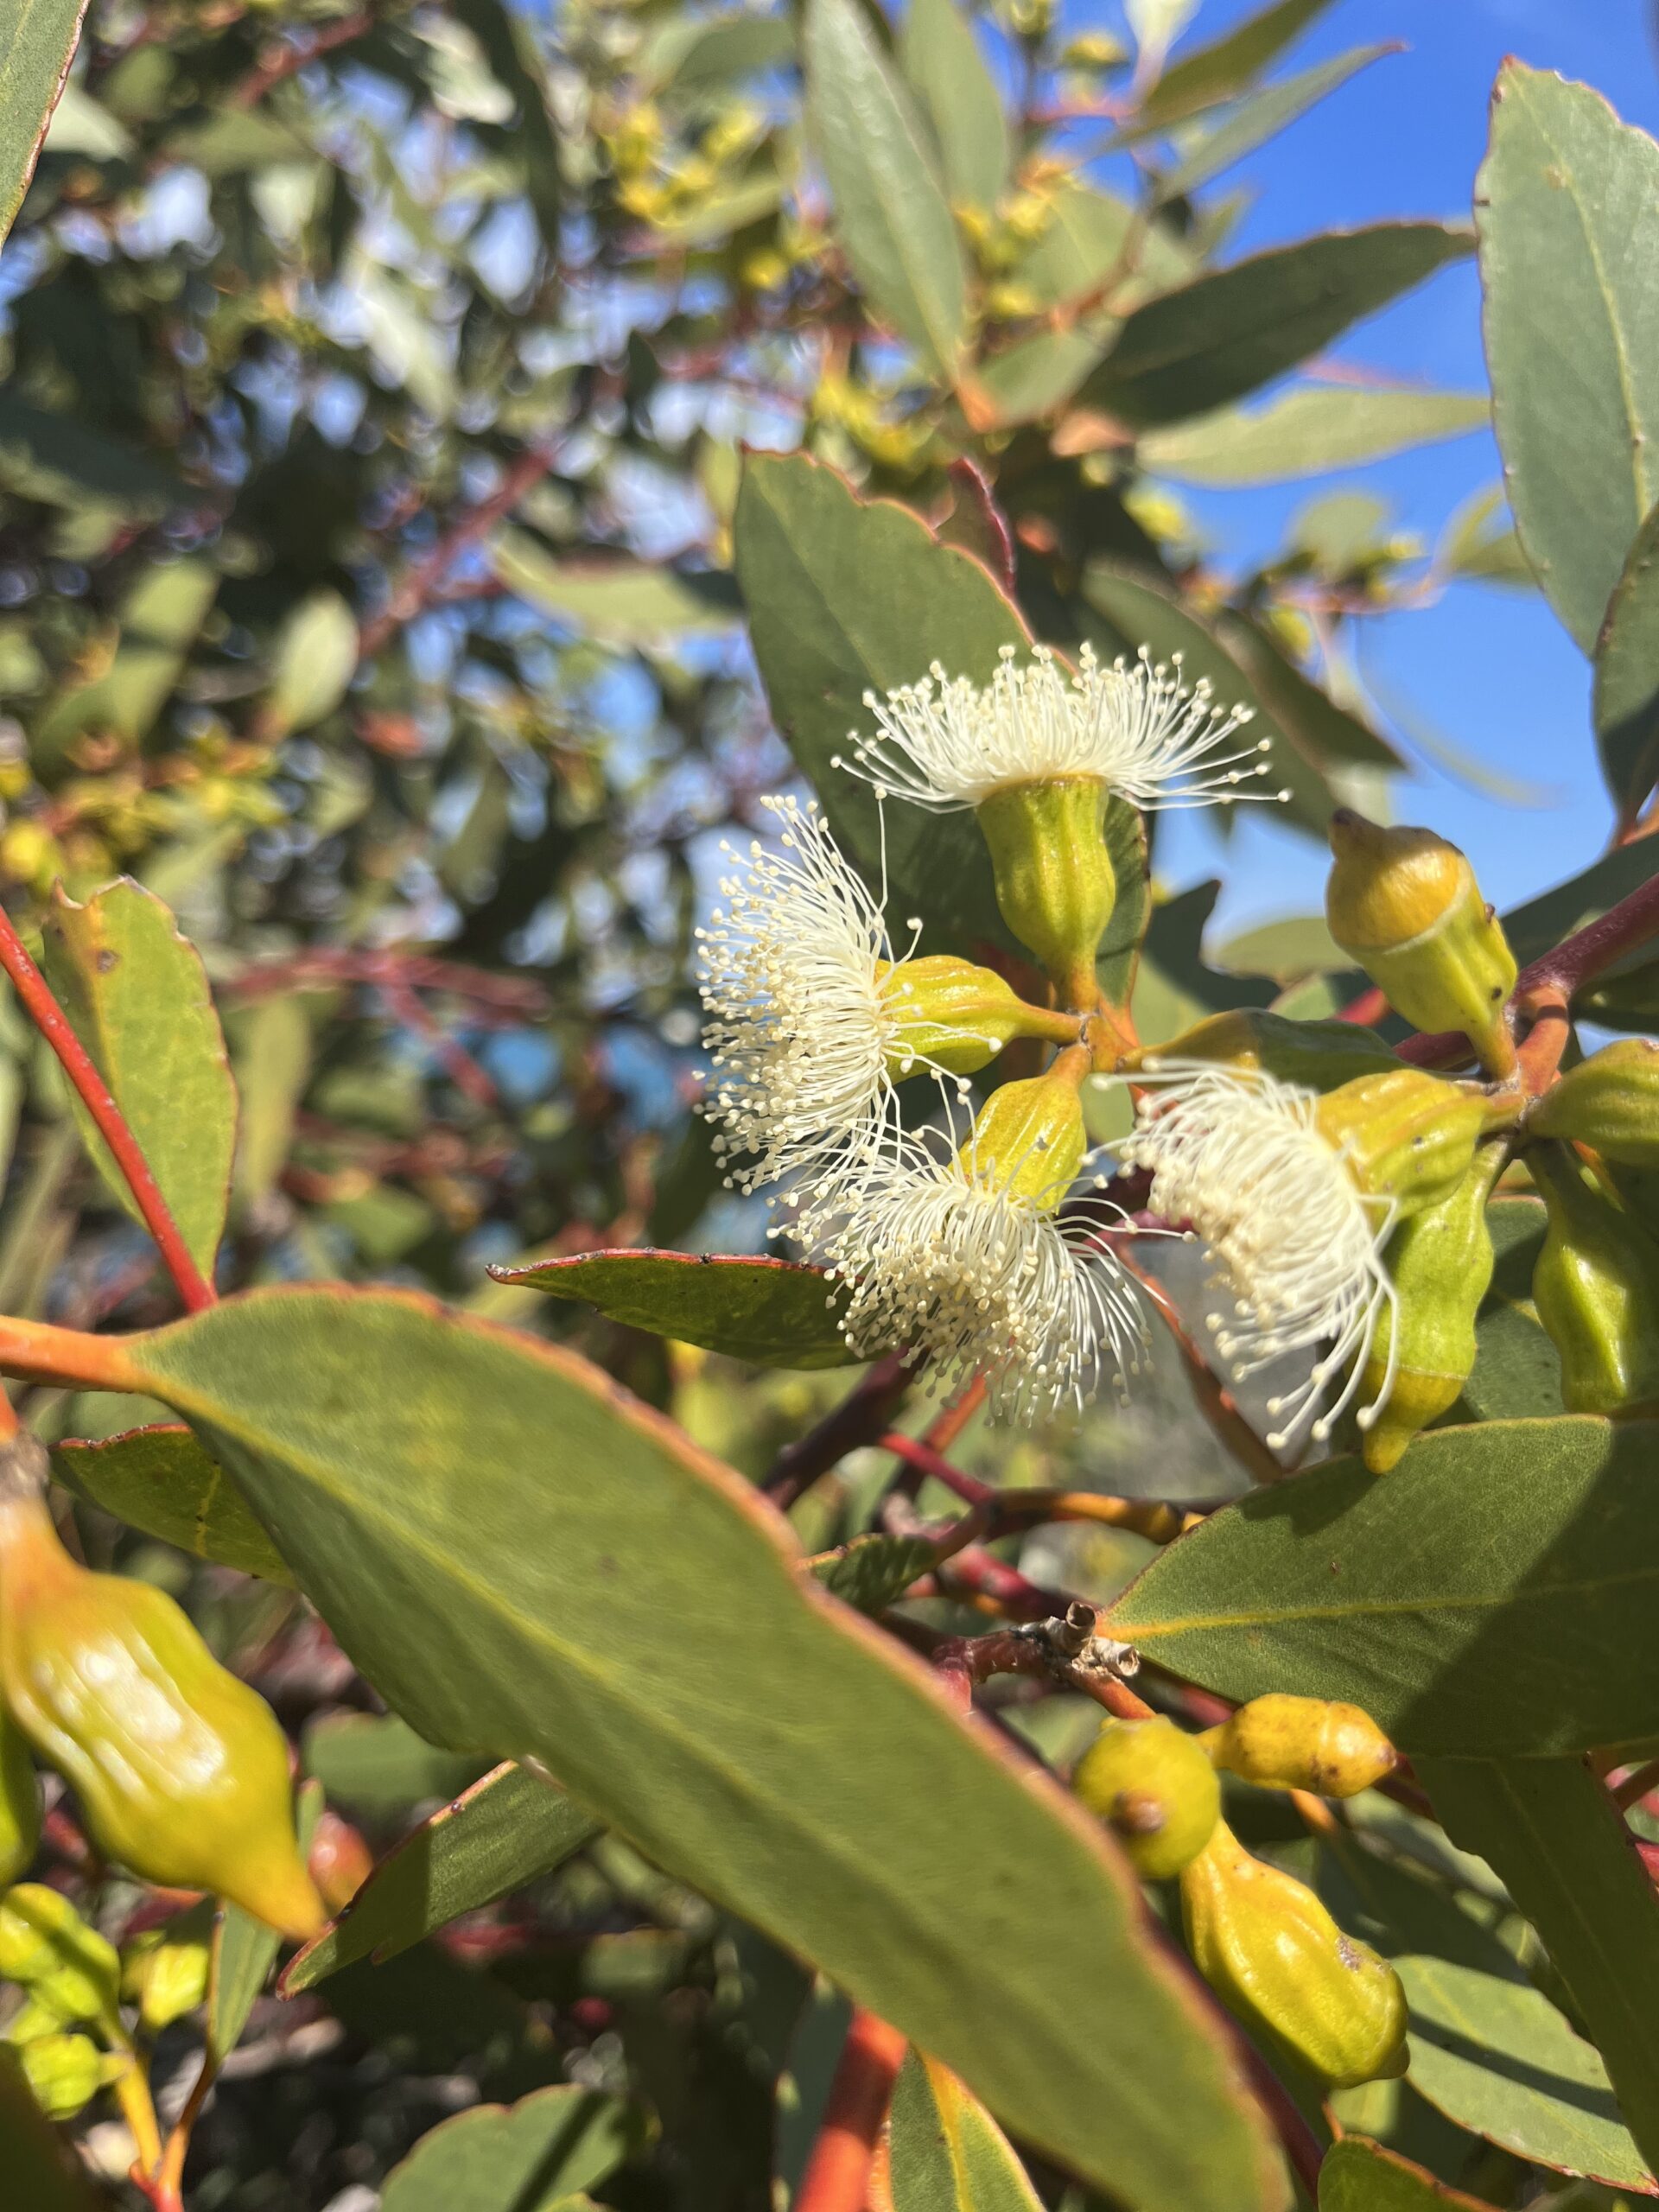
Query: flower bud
[
  {"left": 1130, "top": 1010, "right": 1397, "bottom": 1094},
  {"left": 15, "top": 2032, "right": 116, "bottom": 2122},
  {"left": 1528, "top": 1039, "right": 1659, "bottom": 1167},
  {"left": 0, "top": 1885, "right": 120, "bottom": 2035},
  {"left": 1357, "top": 1149, "right": 1499, "bottom": 1472},
  {"left": 1199, "top": 1695, "right": 1396, "bottom": 1798},
  {"left": 0, "top": 1703, "right": 39, "bottom": 1888},
  {"left": 1180, "top": 1822, "right": 1408, "bottom": 2088},
  {"left": 0, "top": 1446, "right": 324, "bottom": 1942},
  {"left": 1071, "top": 1716, "right": 1221, "bottom": 1878},
  {"left": 1313, "top": 1068, "right": 1487, "bottom": 1218},
  {"left": 308, "top": 1809, "right": 374, "bottom": 1916},
  {"left": 973, "top": 779, "right": 1116, "bottom": 1003},
  {"left": 878, "top": 955, "right": 1060, "bottom": 1080},
  {"left": 1325, "top": 812, "right": 1516, "bottom": 1074},
  {"left": 119, "top": 1907, "right": 213, "bottom": 2035},
  {"left": 959, "top": 1052, "right": 1089, "bottom": 1209},
  {"left": 1530, "top": 1142, "right": 1659, "bottom": 1415}
]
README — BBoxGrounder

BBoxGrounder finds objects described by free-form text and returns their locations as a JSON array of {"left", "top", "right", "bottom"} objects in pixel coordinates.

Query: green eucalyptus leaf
[
  {"left": 303, "top": 1712, "right": 486, "bottom": 1814},
  {"left": 486, "top": 1249, "right": 857, "bottom": 1370},
  {"left": 0, "top": 2046, "right": 100, "bottom": 2212},
  {"left": 1139, "top": 0, "right": 1339, "bottom": 129},
  {"left": 0, "top": 0, "right": 88, "bottom": 240},
  {"left": 50, "top": 1422, "right": 292, "bottom": 1584},
  {"left": 34, "top": 559, "right": 217, "bottom": 771},
  {"left": 898, "top": 0, "right": 1008, "bottom": 216},
  {"left": 113, "top": 1286, "right": 1288, "bottom": 2212},
  {"left": 1318, "top": 2135, "right": 1498, "bottom": 2210},
  {"left": 1595, "top": 499, "right": 1659, "bottom": 823},
  {"left": 887, "top": 2048, "right": 1046, "bottom": 2212},
  {"left": 1156, "top": 45, "right": 1397, "bottom": 206},
  {"left": 264, "top": 589, "right": 359, "bottom": 735},
  {"left": 1108, "top": 1417, "right": 1659, "bottom": 1756},
  {"left": 1139, "top": 387, "right": 1489, "bottom": 487},
  {"left": 379, "top": 2084, "right": 647, "bottom": 2212},
  {"left": 208, "top": 1781, "right": 322, "bottom": 2065}
]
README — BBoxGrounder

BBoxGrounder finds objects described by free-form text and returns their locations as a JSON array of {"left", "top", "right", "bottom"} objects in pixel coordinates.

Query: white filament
[
  {"left": 1115, "top": 1063, "right": 1397, "bottom": 1452},
  {"left": 832, "top": 642, "right": 1283, "bottom": 813}
]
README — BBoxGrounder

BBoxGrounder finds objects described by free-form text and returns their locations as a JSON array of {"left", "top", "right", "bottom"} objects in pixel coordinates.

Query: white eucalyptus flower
[
  {"left": 1115, "top": 1063, "right": 1397, "bottom": 1452},
  {"left": 832, "top": 642, "right": 1281, "bottom": 814},
  {"left": 797, "top": 1116, "right": 1149, "bottom": 1425}
]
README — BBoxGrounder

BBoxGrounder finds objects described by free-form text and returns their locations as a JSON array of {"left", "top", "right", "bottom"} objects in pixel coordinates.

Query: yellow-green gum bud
[
  {"left": 1313, "top": 1068, "right": 1487, "bottom": 1218},
  {"left": 973, "top": 779, "right": 1115, "bottom": 1003},
  {"left": 1129, "top": 1010, "right": 1398, "bottom": 1094},
  {"left": 0, "top": 1458, "right": 325, "bottom": 1943},
  {"left": 1179, "top": 1821, "right": 1408, "bottom": 2089},
  {"left": 120, "top": 1907, "right": 213, "bottom": 2035},
  {"left": 0, "top": 1885, "right": 120, "bottom": 2035},
  {"left": 1198, "top": 1695, "right": 1397, "bottom": 1798},
  {"left": 1071, "top": 1716, "right": 1221, "bottom": 1879},
  {"left": 0, "top": 1703, "right": 38, "bottom": 1887},
  {"left": 1325, "top": 812, "right": 1517, "bottom": 1073},
  {"left": 1359, "top": 1147, "right": 1501, "bottom": 1473},
  {"left": 1529, "top": 1039, "right": 1659, "bottom": 1167},
  {"left": 1530, "top": 1141, "right": 1659, "bottom": 1415},
  {"left": 16, "top": 2031, "right": 118, "bottom": 2121},
  {"left": 957, "top": 1054, "right": 1089, "bottom": 1210},
  {"left": 878, "top": 954, "right": 1071, "bottom": 1080}
]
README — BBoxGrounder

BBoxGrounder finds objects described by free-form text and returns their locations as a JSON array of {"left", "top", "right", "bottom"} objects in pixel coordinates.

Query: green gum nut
[
  {"left": 16, "top": 2032, "right": 114, "bottom": 2122},
  {"left": 1529, "top": 1039, "right": 1659, "bottom": 1167},
  {"left": 1129, "top": 1010, "right": 1398, "bottom": 1093},
  {"left": 0, "top": 1704, "right": 38, "bottom": 1888},
  {"left": 1199, "top": 1695, "right": 1396, "bottom": 1798},
  {"left": 879, "top": 954, "right": 1044, "bottom": 1080},
  {"left": 1359, "top": 1147, "right": 1500, "bottom": 1473},
  {"left": 1325, "top": 812, "right": 1517, "bottom": 1073},
  {"left": 1180, "top": 1821, "right": 1408, "bottom": 2089},
  {"left": 1313, "top": 1067, "right": 1487, "bottom": 1218},
  {"left": 0, "top": 1885, "right": 121, "bottom": 2036},
  {"left": 957, "top": 1057, "right": 1088, "bottom": 1209},
  {"left": 973, "top": 779, "right": 1115, "bottom": 1005},
  {"left": 1071, "top": 1716, "right": 1221, "bottom": 1879},
  {"left": 1530, "top": 1141, "right": 1659, "bottom": 1415}
]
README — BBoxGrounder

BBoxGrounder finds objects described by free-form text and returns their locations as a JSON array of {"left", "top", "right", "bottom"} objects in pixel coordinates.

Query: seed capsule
[
  {"left": 1071, "top": 1716, "right": 1221, "bottom": 1878},
  {"left": 0, "top": 1702, "right": 39, "bottom": 1887},
  {"left": 1181, "top": 1821, "right": 1408, "bottom": 2088},
  {"left": 0, "top": 1442, "right": 323, "bottom": 1942},
  {"left": 1313, "top": 1068, "right": 1487, "bottom": 1218},
  {"left": 1358, "top": 1149, "right": 1500, "bottom": 1472},
  {"left": 1128, "top": 1010, "right": 1398, "bottom": 1094},
  {"left": 1325, "top": 813, "right": 1516, "bottom": 1074},
  {"left": 1529, "top": 1142, "right": 1659, "bottom": 1415},
  {"left": 1199, "top": 1695, "right": 1397, "bottom": 1798},
  {"left": 1528, "top": 1039, "right": 1659, "bottom": 1167},
  {"left": 0, "top": 1885, "right": 120, "bottom": 2035}
]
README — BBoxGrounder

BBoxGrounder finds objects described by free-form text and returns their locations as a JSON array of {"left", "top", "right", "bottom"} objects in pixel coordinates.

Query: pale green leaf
[
  {"left": 1157, "top": 46, "right": 1396, "bottom": 206},
  {"left": 494, "top": 531, "right": 738, "bottom": 640},
  {"left": 34, "top": 559, "right": 217, "bottom": 768},
  {"left": 1139, "top": 387, "right": 1489, "bottom": 487},
  {"left": 1141, "top": 0, "right": 1338, "bottom": 129},
  {"left": 264, "top": 589, "right": 359, "bottom": 735},
  {"left": 898, "top": 0, "right": 1008, "bottom": 215},
  {"left": 1317, "top": 2133, "right": 1503, "bottom": 2209},
  {"left": 0, "top": 0, "right": 88, "bottom": 239},
  {"left": 380, "top": 2085, "right": 645, "bottom": 2212},
  {"left": 887, "top": 2050, "right": 1046, "bottom": 2212},
  {"left": 486, "top": 1249, "right": 857, "bottom": 1369},
  {"left": 207, "top": 1781, "right": 322, "bottom": 2065}
]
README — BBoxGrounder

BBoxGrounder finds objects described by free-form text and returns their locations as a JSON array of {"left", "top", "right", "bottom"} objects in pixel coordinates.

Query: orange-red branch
[
  {"left": 0, "top": 908, "right": 215, "bottom": 1312},
  {"left": 792, "top": 2010, "right": 907, "bottom": 2212},
  {"left": 0, "top": 1311, "right": 141, "bottom": 1394}
]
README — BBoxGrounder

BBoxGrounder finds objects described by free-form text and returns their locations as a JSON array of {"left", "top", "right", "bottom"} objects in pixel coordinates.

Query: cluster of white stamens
[
  {"left": 832, "top": 643, "right": 1286, "bottom": 813},
  {"left": 796, "top": 1128, "right": 1149, "bottom": 1425},
  {"left": 1114, "top": 1063, "right": 1397, "bottom": 1452}
]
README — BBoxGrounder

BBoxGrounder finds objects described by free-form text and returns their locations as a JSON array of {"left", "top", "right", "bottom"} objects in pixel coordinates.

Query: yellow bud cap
[
  {"left": 1529, "top": 1141, "right": 1659, "bottom": 1415},
  {"left": 1180, "top": 1821, "right": 1408, "bottom": 2088},
  {"left": 0, "top": 1444, "right": 324, "bottom": 1942},
  {"left": 1071, "top": 1715, "right": 1221, "bottom": 1878},
  {"left": 1313, "top": 1068, "right": 1486, "bottom": 1218},
  {"left": 957, "top": 1052, "right": 1089, "bottom": 1211},
  {"left": 1528, "top": 1039, "right": 1659, "bottom": 1167},
  {"left": 1200, "top": 1695, "right": 1396, "bottom": 1798},
  {"left": 1326, "top": 813, "right": 1467, "bottom": 948},
  {"left": 974, "top": 779, "right": 1116, "bottom": 1006}
]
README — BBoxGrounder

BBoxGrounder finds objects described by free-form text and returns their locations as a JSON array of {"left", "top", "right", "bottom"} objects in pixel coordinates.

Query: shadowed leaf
[{"left": 486, "top": 1249, "right": 857, "bottom": 1369}]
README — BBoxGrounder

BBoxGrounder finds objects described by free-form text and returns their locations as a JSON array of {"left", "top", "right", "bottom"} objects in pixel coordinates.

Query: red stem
[
  {"left": 793, "top": 2009, "right": 907, "bottom": 2212},
  {"left": 357, "top": 443, "right": 559, "bottom": 658},
  {"left": 0, "top": 909, "right": 215, "bottom": 1313}
]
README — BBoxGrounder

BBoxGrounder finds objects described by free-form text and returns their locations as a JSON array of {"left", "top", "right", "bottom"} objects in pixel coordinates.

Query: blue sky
[{"left": 1107, "top": 0, "right": 1659, "bottom": 938}]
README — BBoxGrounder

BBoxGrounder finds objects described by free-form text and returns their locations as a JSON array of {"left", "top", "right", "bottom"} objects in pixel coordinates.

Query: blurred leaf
[
  {"left": 486, "top": 1249, "right": 858, "bottom": 1370},
  {"left": 975, "top": 329, "right": 1104, "bottom": 427},
  {"left": 1393, "top": 1953, "right": 1654, "bottom": 2190},
  {"left": 899, "top": 0, "right": 1009, "bottom": 215},
  {"left": 1215, "top": 916, "right": 1346, "bottom": 982},
  {"left": 1014, "top": 181, "right": 1194, "bottom": 314},
  {"left": 0, "top": 0, "right": 87, "bottom": 239},
  {"left": 354, "top": 264, "right": 455, "bottom": 419},
  {"left": 648, "top": 11, "right": 795, "bottom": 99},
  {"left": 1139, "top": 0, "right": 1339, "bottom": 128},
  {"left": 1108, "top": 1417, "right": 1659, "bottom": 1756},
  {"left": 1157, "top": 45, "right": 1398, "bottom": 205},
  {"left": 1132, "top": 881, "right": 1274, "bottom": 1048},
  {"left": 208, "top": 1781, "right": 322, "bottom": 2064},
  {"left": 305, "top": 1711, "right": 486, "bottom": 1814},
  {"left": 161, "top": 106, "right": 309, "bottom": 177},
  {"left": 1420, "top": 1758, "right": 1659, "bottom": 2183},
  {"left": 1595, "top": 500, "right": 1659, "bottom": 823},
  {"left": 810, "top": 1533, "right": 939, "bottom": 1614},
  {"left": 803, "top": 0, "right": 968, "bottom": 378},
  {"left": 1438, "top": 486, "right": 1535, "bottom": 588},
  {"left": 1083, "top": 226, "right": 1471, "bottom": 428},
  {"left": 41, "top": 877, "right": 237, "bottom": 1276},
  {"left": 119, "top": 1287, "right": 1288, "bottom": 2212},
  {"left": 450, "top": 0, "right": 563, "bottom": 239},
  {"left": 1502, "top": 842, "right": 1659, "bottom": 971},
  {"left": 0, "top": 2046, "right": 100, "bottom": 2210},
  {"left": 1450, "top": 1197, "right": 1563, "bottom": 1424},
  {"left": 35, "top": 558, "right": 217, "bottom": 768},
  {"left": 264, "top": 588, "right": 359, "bottom": 736},
  {"left": 380, "top": 2085, "right": 645, "bottom": 2212},
  {"left": 1220, "top": 612, "right": 1402, "bottom": 774},
  {"left": 1478, "top": 65, "right": 1659, "bottom": 653},
  {"left": 1140, "top": 387, "right": 1488, "bottom": 486},
  {"left": 285, "top": 1764, "right": 602, "bottom": 1990},
  {"left": 1316, "top": 2133, "right": 1498, "bottom": 2209},
  {"left": 228, "top": 992, "right": 312, "bottom": 1208},
  {"left": 0, "top": 393, "right": 184, "bottom": 512},
  {"left": 51, "top": 1422, "right": 292, "bottom": 1583},
  {"left": 495, "top": 532, "right": 740, "bottom": 639},
  {"left": 886, "top": 2049, "right": 1046, "bottom": 2212}
]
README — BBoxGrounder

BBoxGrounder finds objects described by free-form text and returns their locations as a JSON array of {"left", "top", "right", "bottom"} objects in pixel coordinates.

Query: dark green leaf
[
  {"left": 303, "top": 1712, "right": 486, "bottom": 1814},
  {"left": 284, "top": 1764, "right": 602, "bottom": 1992},
  {"left": 1141, "top": 0, "right": 1338, "bottom": 129},
  {"left": 485, "top": 1249, "right": 857, "bottom": 1370},
  {"left": 449, "top": 0, "right": 563, "bottom": 241},
  {"left": 380, "top": 2084, "right": 646, "bottom": 2212},
  {"left": 898, "top": 0, "right": 1008, "bottom": 215},
  {"left": 1595, "top": 499, "right": 1659, "bottom": 823},
  {"left": 0, "top": 394, "right": 184, "bottom": 512},
  {"left": 1157, "top": 46, "right": 1397, "bottom": 205},
  {"left": 1139, "top": 388, "right": 1488, "bottom": 487},
  {"left": 1317, "top": 2133, "right": 1501, "bottom": 2209},
  {"left": 1083, "top": 226, "right": 1471, "bottom": 428},
  {"left": 1478, "top": 65, "right": 1659, "bottom": 654},
  {"left": 0, "top": 0, "right": 87, "bottom": 240},
  {"left": 803, "top": 0, "right": 968, "bottom": 378},
  {"left": 1502, "top": 842, "right": 1659, "bottom": 972},
  {"left": 41, "top": 878, "right": 237, "bottom": 1278},
  {"left": 1418, "top": 1758, "right": 1659, "bottom": 2182},
  {"left": 974, "top": 329, "right": 1105, "bottom": 427},
  {"left": 1108, "top": 1417, "right": 1659, "bottom": 1756},
  {"left": 51, "top": 1422, "right": 291, "bottom": 1584},
  {"left": 887, "top": 2049, "right": 1046, "bottom": 2212},
  {"left": 35, "top": 559, "right": 217, "bottom": 768},
  {"left": 208, "top": 1780, "right": 322, "bottom": 2064},
  {"left": 1132, "top": 881, "right": 1274, "bottom": 1050},
  {"left": 0, "top": 2047, "right": 99, "bottom": 2211},
  {"left": 810, "top": 1533, "right": 939, "bottom": 1614},
  {"left": 118, "top": 1287, "right": 1287, "bottom": 2212}
]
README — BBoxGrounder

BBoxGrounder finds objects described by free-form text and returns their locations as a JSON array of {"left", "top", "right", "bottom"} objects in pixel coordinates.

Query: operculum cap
[
  {"left": 1313, "top": 1067, "right": 1487, "bottom": 1217},
  {"left": 1199, "top": 1695, "right": 1396, "bottom": 1798},
  {"left": 958, "top": 1051, "right": 1089, "bottom": 1209}
]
